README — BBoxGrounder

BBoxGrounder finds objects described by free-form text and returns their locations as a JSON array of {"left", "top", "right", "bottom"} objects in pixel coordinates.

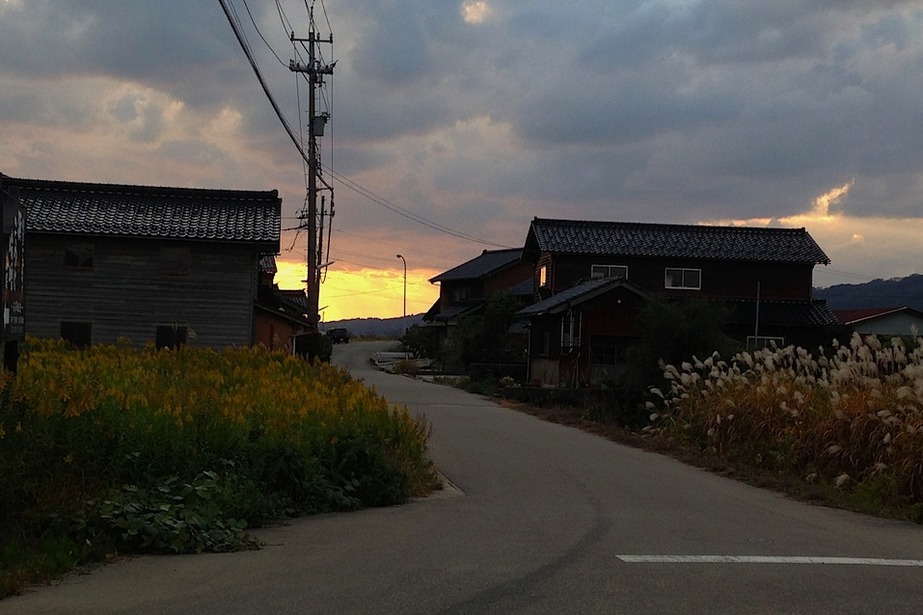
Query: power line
[
  {"left": 240, "top": 0, "right": 286, "bottom": 67},
  {"left": 321, "top": 164, "right": 512, "bottom": 248},
  {"left": 220, "top": 0, "right": 511, "bottom": 250}
]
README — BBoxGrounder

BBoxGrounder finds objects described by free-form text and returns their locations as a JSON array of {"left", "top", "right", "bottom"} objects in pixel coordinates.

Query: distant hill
[
  {"left": 815, "top": 274, "right": 923, "bottom": 312},
  {"left": 321, "top": 314, "right": 425, "bottom": 339}
]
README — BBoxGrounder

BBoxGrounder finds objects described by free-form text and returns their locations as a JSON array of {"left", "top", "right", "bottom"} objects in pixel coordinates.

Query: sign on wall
[{"left": 2, "top": 198, "right": 25, "bottom": 342}]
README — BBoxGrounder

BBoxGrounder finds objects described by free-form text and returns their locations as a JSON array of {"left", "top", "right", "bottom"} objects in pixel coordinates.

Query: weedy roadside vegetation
[
  {"left": 646, "top": 331, "right": 923, "bottom": 521},
  {"left": 0, "top": 338, "right": 439, "bottom": 598}
]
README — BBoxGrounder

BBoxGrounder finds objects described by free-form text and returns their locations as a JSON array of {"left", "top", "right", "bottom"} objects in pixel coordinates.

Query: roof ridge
[
  {"left": 532, "top": 217, "right": 806, "bottom": 233},
  {"left": 5, "top": 176, "right": 279, "bottom": 200}
]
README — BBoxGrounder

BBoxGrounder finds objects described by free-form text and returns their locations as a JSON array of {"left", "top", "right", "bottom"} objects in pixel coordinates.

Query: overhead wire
[
  {"left": 220, "top": 0, "right": 510, "bottom": 252},
  {"left": 321, "top": 163, "right": 512, "bottom": 247},
  {"left": 240, "top": 0, "right": 287, "bottom": 67}
]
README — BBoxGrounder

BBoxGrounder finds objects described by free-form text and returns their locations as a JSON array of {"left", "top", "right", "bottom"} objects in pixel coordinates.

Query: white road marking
[{"left": 616, "top": 555, "right": 923, "bottom": 567}]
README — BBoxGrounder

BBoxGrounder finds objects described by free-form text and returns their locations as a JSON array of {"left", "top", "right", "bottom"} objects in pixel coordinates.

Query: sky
[{"left": 2, "top": 1, "right": 923, "bottom": 321}]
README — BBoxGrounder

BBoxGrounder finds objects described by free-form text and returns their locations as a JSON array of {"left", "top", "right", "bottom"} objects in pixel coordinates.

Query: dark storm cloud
[
  {"left": 0, "top": 2, "right": 234, "bottom": 82},
  {"left": 3, "top": 0, "right": 923, "bottom": 238}
]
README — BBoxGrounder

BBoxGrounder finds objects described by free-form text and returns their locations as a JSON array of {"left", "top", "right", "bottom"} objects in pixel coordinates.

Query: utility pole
[{"left": 289, "top": 7, "right": 334, "bottom": 329}]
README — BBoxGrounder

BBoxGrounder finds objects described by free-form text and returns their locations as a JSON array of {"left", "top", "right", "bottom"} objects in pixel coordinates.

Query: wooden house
[
  {"left": 519, "top": 217, "right": 838, "bottom": 386},
  {"left": 4, "top": 174, "right": 282, "bottom": 349},
  {"left": 253, "top": 255, "right": 313, "bottom": 352},
  {"left": 423, "top": 248, "right": 532, "bottom": 364}
]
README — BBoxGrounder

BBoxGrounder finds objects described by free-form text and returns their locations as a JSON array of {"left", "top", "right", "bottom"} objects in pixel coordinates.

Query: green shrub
[{"left": 0, "top": 340, "right": 439, "bottom": 596}]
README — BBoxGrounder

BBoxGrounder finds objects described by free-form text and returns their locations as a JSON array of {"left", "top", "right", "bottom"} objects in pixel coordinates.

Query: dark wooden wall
[
  {"left": 540, "top": 254, "right": 815, "bottom": 301},
  {"left": 25, "top": 234, "right": 260, "bottom": 348}
]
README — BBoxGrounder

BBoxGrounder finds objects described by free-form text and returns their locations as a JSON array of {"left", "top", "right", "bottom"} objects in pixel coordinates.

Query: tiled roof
[
  {"left": 509, "top": 278, "right": 534, "bottom": 297},
  {"left": 259, "top": 254, "right": 278, "bottom": 274},
  {"left": 3, "top": 175, "right": 281, "bottom": 247},
  {"left": 279, "top": 289, "right": 309, "bottom": 312},
  {"left": 430, "top": 248, "right": 523, "bottom": 283},
  {"left": 517, "top": 278, "right": 649, "bottom": 317},
  {"left": 526, "top": 218, "right": 830, "bottom": 264},
  {"left": 832, "top": 307, "right": 915, "bottom": 325},
  {"left": 729, "top": 300, "right": 839, "bottom": 328},
  {"left": 432, "top": 300, "right": 485, "bottom": 322}
]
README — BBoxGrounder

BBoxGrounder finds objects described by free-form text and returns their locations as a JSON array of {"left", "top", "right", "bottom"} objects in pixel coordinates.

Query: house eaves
[{"left": 524, "top": 217, "right": 830, "bottom": 265}]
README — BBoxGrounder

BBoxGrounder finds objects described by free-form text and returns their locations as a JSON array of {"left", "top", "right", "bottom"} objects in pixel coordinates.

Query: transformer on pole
[{"left": 289, "top": 8, "right": 334, "bottom": 329}]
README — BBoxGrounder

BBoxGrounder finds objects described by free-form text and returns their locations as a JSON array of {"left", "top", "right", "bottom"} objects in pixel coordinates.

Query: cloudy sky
[{"left": 2, "top": 1, "right": 922, "bottom": 320}]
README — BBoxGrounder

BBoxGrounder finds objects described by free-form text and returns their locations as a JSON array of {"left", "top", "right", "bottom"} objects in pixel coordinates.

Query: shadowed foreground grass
[{"left": 0, "top": 338, "right": 440, "bottom": 598}]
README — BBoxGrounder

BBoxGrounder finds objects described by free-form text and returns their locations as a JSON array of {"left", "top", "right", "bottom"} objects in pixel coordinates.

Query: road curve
[{"left": 4, "top": 340, "right": 923, "bottom": 614}]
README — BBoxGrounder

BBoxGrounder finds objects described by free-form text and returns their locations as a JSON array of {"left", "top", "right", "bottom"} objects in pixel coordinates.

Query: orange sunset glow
[{"left": 275, "top": 258, "right": 440, "bottom": 322}]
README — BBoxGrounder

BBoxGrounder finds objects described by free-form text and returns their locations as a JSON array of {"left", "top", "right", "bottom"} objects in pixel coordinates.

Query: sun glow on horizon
[
  {"left": 275, "top": 258, "right": 439, "bottom": 322},
  {"left": 701, "top": 180, "right": 923, "bottom": 287}
]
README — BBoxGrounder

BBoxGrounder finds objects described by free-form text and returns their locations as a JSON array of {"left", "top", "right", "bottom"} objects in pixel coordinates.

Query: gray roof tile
[
  {"left": 430, "top": 248, "right": 523, "bottom": 282},
  {"left": 517, "top": 278, "right": 648, "bottom": 317},
  {"left": 4, "top": 175, "right": 281, "bottom": 247},
  {"left": 526, "top": 218, "right": 829, "bottom": 264},
  {"left": 729, "top": 299, "right": 839, "bottom": 327}
]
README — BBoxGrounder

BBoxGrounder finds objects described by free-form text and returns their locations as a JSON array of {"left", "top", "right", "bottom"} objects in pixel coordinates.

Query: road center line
[{"left": 616, "top": 555, "right": 923, "bottom": 567}]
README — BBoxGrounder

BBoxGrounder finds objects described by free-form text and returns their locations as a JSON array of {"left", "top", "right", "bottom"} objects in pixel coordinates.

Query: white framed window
[
  {"left": 591, "top": 264, "right": 628, "bottom": 280},
  {"left": 539, "top": 265, "right": 548, "bottom": 287},
  {"left": 665, "top": 267, "right": 701, "bottom": 290}
]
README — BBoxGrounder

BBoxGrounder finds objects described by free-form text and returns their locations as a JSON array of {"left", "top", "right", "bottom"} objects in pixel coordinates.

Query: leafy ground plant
[{"left": 0, "top": 339, "right": 440, "bottom": 597}]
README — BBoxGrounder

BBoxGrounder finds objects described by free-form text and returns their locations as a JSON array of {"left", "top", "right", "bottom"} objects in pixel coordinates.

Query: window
[
  {"left": 561, "top": 310, "right": 582, "bottom": 349},
  {"left": 539, "top": 265, "right": 548, "bottom": 287},
  {"left": 590, "top": 336, "right": 618, "bottom": 365},
  {"left": 64, "top": 244, "right": 94, "bottom": 270},
  {"left": 665, "top": 268, "right": 701, "bottom": 290},
  {"left": 451, "top": 285, "right": 471, "bottom": 303},
  {"left": 61, "top": 322, "right": 92, "bottom": 348},
  {"left": 747, "top": 336, "right": 785, "bottom": 351},
  {"left": 591, "top": 264, "right": 628, "bottom": 280},
  {"left": 160, "top": 246, "right": 190, "bottom": 276},
  {"left": 156, "top": 325, "right": 188, "bottom": 350}
]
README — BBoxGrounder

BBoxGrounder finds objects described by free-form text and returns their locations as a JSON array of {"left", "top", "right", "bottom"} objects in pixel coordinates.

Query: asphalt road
[{"left": 4, "top": 340, "right": 923, "bottom": 614}]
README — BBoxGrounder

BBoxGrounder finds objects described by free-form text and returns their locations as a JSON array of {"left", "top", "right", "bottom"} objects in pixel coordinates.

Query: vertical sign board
[{"left": 1, "top": 186, "right": 25, "bottom": 370}]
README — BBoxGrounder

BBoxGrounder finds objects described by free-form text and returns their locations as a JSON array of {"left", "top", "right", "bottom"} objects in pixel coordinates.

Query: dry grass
[{"left": 644, "top": 332, "right": 923, "bottom": 519}]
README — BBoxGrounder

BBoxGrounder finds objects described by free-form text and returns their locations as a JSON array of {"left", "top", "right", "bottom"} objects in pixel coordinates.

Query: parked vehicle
[{"left": 327, "top": 327, "right": 350, "bottom": 344}]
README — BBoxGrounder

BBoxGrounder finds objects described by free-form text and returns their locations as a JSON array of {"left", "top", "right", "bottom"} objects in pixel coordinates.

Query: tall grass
[
  {"left": 0, "top": 338, "right": 439, "bottom": 596},
  {"left": 646, "top": 332, "right": 923, "bottom": 516}
]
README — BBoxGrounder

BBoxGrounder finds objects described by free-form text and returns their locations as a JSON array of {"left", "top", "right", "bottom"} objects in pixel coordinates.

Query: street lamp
[{"left": 396, "top": 254, "right": 407, "bottom": 319}]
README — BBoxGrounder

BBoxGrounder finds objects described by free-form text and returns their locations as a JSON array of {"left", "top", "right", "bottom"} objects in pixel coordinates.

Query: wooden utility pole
[{"left": 289, "top": 8, "right": 334, "bottom": 329}]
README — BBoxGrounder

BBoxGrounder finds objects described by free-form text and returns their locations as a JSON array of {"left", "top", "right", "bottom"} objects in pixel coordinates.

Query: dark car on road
[{"left": 326, "top": 327, "right": 350, "bottom": 344}]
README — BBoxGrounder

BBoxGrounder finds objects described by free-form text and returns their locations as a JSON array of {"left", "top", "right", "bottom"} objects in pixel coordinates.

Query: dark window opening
[
  {"left": 591, "top": 264, "right": 628, "bottom": 280},
  {"left": 61, "top": 322, "right": 92, "bottom": 348},
  {"left": 64, "top": 244, "right": 94, "bottom": 270},
  {"left": 156, "top": 325, "right": 188, "bottom": 350},
  {"left": 590, "top": 335, "right": 626, "bottom": 366}
]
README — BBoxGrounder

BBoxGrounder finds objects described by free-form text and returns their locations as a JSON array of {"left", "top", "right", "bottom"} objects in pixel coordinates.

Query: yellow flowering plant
[{"left": 0, "top": 338, "right": 440, "bottom": 581}]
